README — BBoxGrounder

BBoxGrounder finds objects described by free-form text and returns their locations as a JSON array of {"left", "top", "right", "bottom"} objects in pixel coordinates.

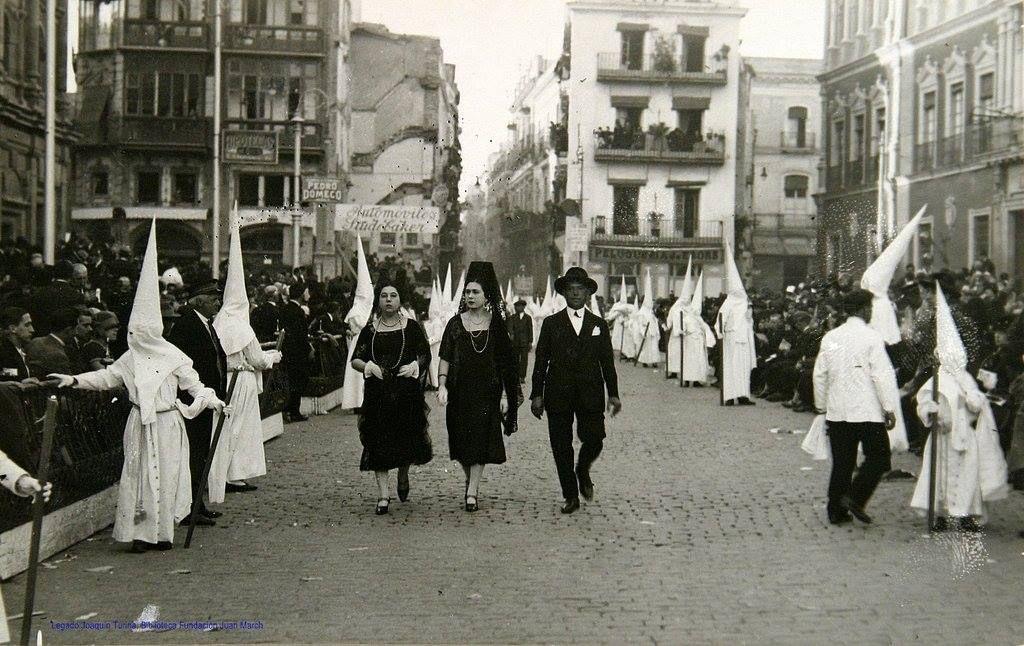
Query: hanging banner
[{"left": 334, "top": 204, "right": 441, "bottom": 233}]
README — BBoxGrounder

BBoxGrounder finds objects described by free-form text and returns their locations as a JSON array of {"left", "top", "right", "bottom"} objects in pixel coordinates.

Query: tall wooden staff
[
  {"left": 20, "top": 396, "right": 58, "bottom": 646},
  {"left": 926, "top": 364, "right": 940, "bottom": 532},
  {"left": 678, "top": 310, "right": 686, "bottom": 388},
  {"left": 634, "top": 321, "right": 651, "bottom": 367}
]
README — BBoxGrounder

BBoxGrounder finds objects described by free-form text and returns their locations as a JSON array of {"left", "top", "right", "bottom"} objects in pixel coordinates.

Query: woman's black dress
[
  {"left": 439, "top": 315, "right": 521, "bottom": 466},
  {"left": 352, "top": 319, "right": 432, "bottom": 471}
]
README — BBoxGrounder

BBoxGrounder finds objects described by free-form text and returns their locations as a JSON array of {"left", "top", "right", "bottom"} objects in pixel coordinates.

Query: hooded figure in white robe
[
  {"left": 424, "top": 278, "right": 446, "bottom": 387},
  {"left": 51, "top": 223, "right": 225, "bottom": 547},
  {"left": 208, "top": 212, "right": 282, "bottom": 503},
  {"left": 665, "top": 257, "right": 693, "bottom": 377},
  {"left": 681, "top": 271, "right": 716, "bottom": 384},
  {"left": 631, "top": 269, "right": 662, "bottom": 366},
  {"left": 860, "top": 206, "right": 927, "bottom": 452},
  {"left": 341, "top": 236, "right": 374, "bottom": 410},
  {"left": 910, "top": 285, "right": 1008, "bottom": 523},
  {"left": 715, "top": 242, "right": 756, "bottom": 403}
]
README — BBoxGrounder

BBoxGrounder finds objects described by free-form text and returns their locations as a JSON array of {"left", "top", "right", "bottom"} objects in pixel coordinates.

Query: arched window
[{"left": 784, "top": 174, "right": 809, "bottom": 198}]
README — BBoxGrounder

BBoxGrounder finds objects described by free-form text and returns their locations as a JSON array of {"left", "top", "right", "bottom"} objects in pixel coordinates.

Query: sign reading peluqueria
[
  {"left": 589, "top": 246, "right": 722, "bottom": 262},
  {"left": 334, "top": 204, "right": 441, "bottom": 233},
  {"left": 223, "top": 130, "right": 278, "bottom": 164}
]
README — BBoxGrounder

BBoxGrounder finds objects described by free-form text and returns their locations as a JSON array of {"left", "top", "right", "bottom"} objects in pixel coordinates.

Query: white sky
[{"left": 359, "top": 0, "right": 826, "bottom": 197}]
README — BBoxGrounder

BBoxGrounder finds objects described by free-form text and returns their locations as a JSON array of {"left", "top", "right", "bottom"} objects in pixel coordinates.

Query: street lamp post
[
  {"left": 292, "top": 114, "right": 303, "bottom": 267},
  {"left": 211, "top": 2, "right": 223, "bottom": 278},
  {"left": 43, "top": 0, "right": 56, "bottom": 264}
]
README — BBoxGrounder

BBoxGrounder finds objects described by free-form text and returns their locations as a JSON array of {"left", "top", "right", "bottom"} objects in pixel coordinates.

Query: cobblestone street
[{"left": 4, "top": 356, "right": 1024, "bottom": 645}]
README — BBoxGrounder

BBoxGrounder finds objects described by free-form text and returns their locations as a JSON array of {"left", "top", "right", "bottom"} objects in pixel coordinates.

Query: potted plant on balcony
[
  {"left": 594, "top": 126, "right": 614, "bottom": 149},
  {"left": 652, "top": 35, "right": 678, "bottom": 74},
  {"left": 647, "top": 122, "right": 670, "bottom": 153},
  {"left": 647, "top": 211, "right": 664, "bottom": 238}
]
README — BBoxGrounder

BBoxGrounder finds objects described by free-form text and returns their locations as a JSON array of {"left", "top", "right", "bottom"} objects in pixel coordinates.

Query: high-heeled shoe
[
  {"left": 375, "top": 498, "right": 390, "bottom": 515},
  {"left": 464, "top": 495, "right": 478, "bottom": 512}
]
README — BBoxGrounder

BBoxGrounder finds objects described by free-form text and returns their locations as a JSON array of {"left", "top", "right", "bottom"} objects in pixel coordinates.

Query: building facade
[
  {"left": 742, "top": 57, "right": 822, "bottom": 291},
  {"left": 818, "top": 0, "right": 1023, "bottom": 281},
  {"left": 72, "top": 0, "right": 353, "bottom": 272},
  {"left": 346, "top": 22, "right": 461, "bottom": 276},
  {"left": 0, "top": 0, "right": 75, "bottom": 245},
  {"left": 562, "top": 0, "right": 746, "bottom": 300},
  {"left": 481, "top": 55, "right": 568, "bottom": 295}
]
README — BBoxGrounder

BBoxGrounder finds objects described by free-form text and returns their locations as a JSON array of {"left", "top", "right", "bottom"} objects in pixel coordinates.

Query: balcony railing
[
  {"left": 114, "top": 116, "right": 210, "bottom": 147},
  {"left": 224, "top": 119, "right": 322, "bottom": 150},
  {"left": 779, "top": 131, "right": 816, "bottom": 150},
  {"left": 596, "top": 52, "right": 728, "bottom": 84},
  {"left": 755, "top": 212, "right": 817, "bottom": 233},
  {"left": 914, "top": 117, "right": 1023, "bottom": 173},
  {"left": 224, "top": 24, "right": 324, "bottom": 55},
  {"left": 591, "top": 216, "right": 723, "bottom": 243},
  {"left": 593, "top": 127, "right": 726, "bottom": 164},
  {"left": 123, "top": 19, "right": 208, "bottom": 49}
]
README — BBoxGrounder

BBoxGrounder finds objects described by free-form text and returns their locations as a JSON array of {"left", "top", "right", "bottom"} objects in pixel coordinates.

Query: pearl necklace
[{"left": 371, "top": 315, "right": 405, "bottom": 370}]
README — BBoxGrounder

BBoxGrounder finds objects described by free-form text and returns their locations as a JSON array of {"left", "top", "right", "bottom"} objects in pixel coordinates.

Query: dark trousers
[
  {"left": 285, "top": 365, "right": 308, "bottom": 415},
  {"left": 826, "top": 420, "right": 891, "bottom": 517},
  {"left": 547, "top": 410, "right": 605, "bottom": 500},
  {"left": 516, "top": 346, "right": 530, "bottom": 381},
  {"left": 185, "top": 410, "right": 213, "bottom": 511}
]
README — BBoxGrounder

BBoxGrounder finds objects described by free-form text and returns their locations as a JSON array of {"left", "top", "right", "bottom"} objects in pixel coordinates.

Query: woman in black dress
[
  {"left": 437, "top": 261, "right": 521, "bottom": 512},
  {"left": 350, "top": 280, "right": 432, "bottom": 515}
]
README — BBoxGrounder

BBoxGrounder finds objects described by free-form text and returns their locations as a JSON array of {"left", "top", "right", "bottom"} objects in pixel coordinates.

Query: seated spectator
[
  {"left": 81, "top": 311, "right": 119, "bottom": 372},
  {"left": 0, "top": 306, "right": 33, "bottom": 381},
  {"left": 26, "top": 307, "right": 82, "bottom": 377}
]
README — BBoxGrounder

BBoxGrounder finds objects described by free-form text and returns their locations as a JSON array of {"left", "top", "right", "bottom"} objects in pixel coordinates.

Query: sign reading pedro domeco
[
  {"left": 301, "top": 177, "right": 345, "bottom": 203},
  {"left": 589, "top": 245, "right": 723, "bottom": 262},
  {"left": 223, "top": 130, "right": 278, "bottom": 164},
  {"left": 334, "top": 204, "right": 441, "bottom": 233}
]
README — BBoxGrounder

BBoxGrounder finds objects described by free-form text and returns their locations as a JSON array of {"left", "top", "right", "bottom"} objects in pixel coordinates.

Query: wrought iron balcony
[
  {"left": 779, "top": 131, "right": 816, "bottom": 150},
  {"left": 914, "top": 117, "right": 1023, "bottom": 173},
  {"left": 224, "top": 119, "right": 323, "bottom": 151},
  {"left": 224, "top": 24, "right": 324, "bottom": 55},
  {"left": 113, "top": 116, "right": 210, "bottom": 148},
  {"left": 596, "top": 52, "right": 727, "bottom": 85},
  {"left": 591, "top": 216, "right": 723, "bottom": 244},
  {"left": 593, "top": 127, "right": 726, "bottom": 164},
  {"left": 123, "top": 19, "right": 208, "bottom": 49}
]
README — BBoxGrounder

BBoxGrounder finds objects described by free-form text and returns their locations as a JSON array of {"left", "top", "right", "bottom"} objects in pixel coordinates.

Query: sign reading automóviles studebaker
[{"left": 334, "top": 204, "right": 440, "bottom": 233}]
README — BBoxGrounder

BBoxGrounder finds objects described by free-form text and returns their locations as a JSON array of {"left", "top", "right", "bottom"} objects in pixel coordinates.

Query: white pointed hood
[
  {"left": 213, "top": 206, "right": 256, "bottom": 356},
  {"left": 689, "top": 271, "right": 705, "bottom": 315},
  {"left": 428, "top": 277, "right": 442, "bottom": 320},
  {"left": 667, "top": 256, "right": 693, "bottom": 329},
  {"left": 442, "top": 263, "right": 453, "bottom": 310},
  {"left": 640, "top": 268, "right": 654, "bottom": 312},
  {"left": 723, "top": 240, "right": 746, "bottom": 300},
  {"left": 126, "top": 221, "right": 191, "bottom": 426},
  {"left": 618, "top": 274, "right": 627, "bottom": 304},
  {"left": 861, "top": 205, "right": 926, "bottom": 344},
  {"left": 935, "top": 285, "right": 967, "bottom": 374},
  {"left": 448, "top": 270, "right": 466, "bottom": 318},
  {"left": 589, "top": 292, "right": 600, "bottom": 315},
  {"left": 344, "top": 236, "right": 373, "bottom": 328}
]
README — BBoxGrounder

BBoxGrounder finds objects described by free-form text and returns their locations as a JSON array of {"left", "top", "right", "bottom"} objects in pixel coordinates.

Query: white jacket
[{"left": 812, "top": 317, "right": 899, "bottom": 423}]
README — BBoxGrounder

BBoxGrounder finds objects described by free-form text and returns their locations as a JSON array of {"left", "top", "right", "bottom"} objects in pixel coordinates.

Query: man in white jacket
[{"left": 813, "top": 289, "right": 898, "bottom": 526}]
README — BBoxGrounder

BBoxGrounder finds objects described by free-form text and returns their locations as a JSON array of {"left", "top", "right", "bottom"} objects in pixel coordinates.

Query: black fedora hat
[
  {"left": 181, "top": 278, "right": 220, "bottom": 301},
  {"left": 554, "top": 267, "right": 597, "bottom": 295}
]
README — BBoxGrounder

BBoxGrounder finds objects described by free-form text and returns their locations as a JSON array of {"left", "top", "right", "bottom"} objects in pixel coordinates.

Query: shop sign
[
  {"left": 223, "top": 130, "right": 278, "bottom": 164},
  {"left": 589, "top": 245, "right": 722, "bottom": 263},
  {"left": 301, "top": 177, "right": 345, "bottom": 203},
  {"left": 334, "top": 204, "right": 440, "bottom": 233}
]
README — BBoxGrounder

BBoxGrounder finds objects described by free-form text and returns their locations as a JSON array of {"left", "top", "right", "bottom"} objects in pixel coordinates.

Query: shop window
[
  {"left": 238, "top": 173, "right": 259, "bottom": 206},
  {"left": 379, "top": 232, "right": 396, "bottom": 246}
]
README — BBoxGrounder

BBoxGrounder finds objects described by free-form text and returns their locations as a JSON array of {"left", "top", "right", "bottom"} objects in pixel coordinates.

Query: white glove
[
  {"left": 965, "top": 390, "right": 986, "bottom": 414},
  {"left": 918, "top": 400, "right": 940, "bottom": 417},
  {"left": 396, "top": 362, "right": 419, "bottom": 379},
  {"left": 363, "top": 361, "right": 383, "bottom": 380},
  {"left": 267, "top": 350, "right": 283, "bottom": 365},
  {"left": 15, "top": 475, "right": 51, "bottom": 501}
]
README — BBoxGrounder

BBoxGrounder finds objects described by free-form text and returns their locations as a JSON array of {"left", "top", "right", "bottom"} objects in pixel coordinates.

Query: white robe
[
  {"left": 681, "top": 310, "right": 714, "bottom": 383},
  {"left": 74, "top": 359, "right": 216, "bottom": 543},
  {"left": 633, "top": 309, "right": 662, "bottom": 365},
  {"left": 665, "top": 309, "right": 683, "bottom": 374},
  {"left": 208, "top": 338, "right": 275, "bottom": 504},
  {"left": 340, "top": 322, "right": 365, "bottom": 410},
  {"left": 716, "top": 303, "right": 756, "bottom": 401},
  {"left": 424, "top": 316, "right": 447, "bottom": 388},
  {"left": 910, "top": 370, "right": 1009, "bottom": 519}
]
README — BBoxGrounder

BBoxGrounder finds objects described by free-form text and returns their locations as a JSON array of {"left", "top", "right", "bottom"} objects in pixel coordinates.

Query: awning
[
  {"left": 610, "top": 95, "right": 650, "bottom": 109},
  {"left": 672, "top": 96, "right": 711, "bottom": 110},
  {"left": 71, "top": 206, "right": 208, "bottom": 221}
]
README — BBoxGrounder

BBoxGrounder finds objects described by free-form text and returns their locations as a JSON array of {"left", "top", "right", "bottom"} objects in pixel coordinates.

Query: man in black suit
[
  {"left": 166, "top": 280, "right": 226, "bottom": 526},
  {"left": 509, "top": 299, "right": 533, "bottom": 383},
  {"left": 0, "top": 307, "right": 33, "bottom": 381},
  {"left": 29, "top": 261, "right": 86, "bottom": 336},
  {"left": 279, "top": 285, "right": 312, "bottom": 423},
  {"left": 531, "top": 267, "right": 622, "bottom": 514},
  {"left": 251, "top": 285, "right": 280, "bottom": 342}
]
